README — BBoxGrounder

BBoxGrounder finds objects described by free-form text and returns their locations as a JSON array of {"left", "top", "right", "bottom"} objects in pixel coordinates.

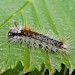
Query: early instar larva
[{"left": 8, "top": 25, "right": 67, "bottom": 53}]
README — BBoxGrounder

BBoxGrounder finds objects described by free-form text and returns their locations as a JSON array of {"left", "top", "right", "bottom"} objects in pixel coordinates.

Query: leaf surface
[{"left": 0, "top": 0, "right": 75, "bottom": 74}]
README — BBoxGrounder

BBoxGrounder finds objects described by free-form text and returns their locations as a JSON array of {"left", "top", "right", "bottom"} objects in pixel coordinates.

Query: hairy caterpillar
[{"left": 8, "top": 24, "right": 67, "bottom": 53}]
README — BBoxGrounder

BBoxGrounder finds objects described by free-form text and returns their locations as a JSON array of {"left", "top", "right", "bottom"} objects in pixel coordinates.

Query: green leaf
[
  {"left": 0, "top": 0, "right": 75, "bottom": 74},
  {"left": 1, "top": 61, "right": 24, "bottom": 75}
]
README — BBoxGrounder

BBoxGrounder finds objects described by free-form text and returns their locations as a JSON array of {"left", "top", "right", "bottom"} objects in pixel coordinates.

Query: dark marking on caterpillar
[
  {"left": 8, "top": 25, "right": 67, "bottom": 53},
  {"left": 39, "top": 44, "right": 43, "bottom": 48}
]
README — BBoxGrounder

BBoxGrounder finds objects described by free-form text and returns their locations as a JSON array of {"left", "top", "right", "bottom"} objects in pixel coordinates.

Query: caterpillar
[{"left": 8, "top": 24, "right": 67, "bottom": 53}]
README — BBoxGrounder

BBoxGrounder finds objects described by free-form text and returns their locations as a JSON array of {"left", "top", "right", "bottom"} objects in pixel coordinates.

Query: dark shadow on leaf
[
  {"left": 1, "top": 61, "right": 24, "bottom": 75},
  {"left": 24, "top": 64, "right": 49, "bottom": 75},
  {"left": 53, "top": 64, "right": 69, "bottom": 75}
]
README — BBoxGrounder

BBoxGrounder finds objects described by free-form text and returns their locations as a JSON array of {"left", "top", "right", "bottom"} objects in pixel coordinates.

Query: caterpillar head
[{"left": 8, "top": 25, "right": 23, "bottom": 42}]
